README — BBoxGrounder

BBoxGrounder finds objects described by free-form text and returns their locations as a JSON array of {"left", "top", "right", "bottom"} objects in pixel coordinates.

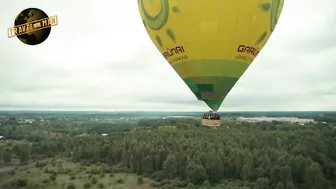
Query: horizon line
[{"left": 0, "top": 110, "right": 335, "bottom": 112}]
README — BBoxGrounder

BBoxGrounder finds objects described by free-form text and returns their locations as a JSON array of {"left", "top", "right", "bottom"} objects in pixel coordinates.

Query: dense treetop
[{"left": 0, "top": 112, "right": 335, "bottom": 189}]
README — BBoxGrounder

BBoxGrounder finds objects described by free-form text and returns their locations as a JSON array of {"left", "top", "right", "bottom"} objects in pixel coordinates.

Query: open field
[{"left": 0, "top": 158, "right": 156, "bottom": 189}]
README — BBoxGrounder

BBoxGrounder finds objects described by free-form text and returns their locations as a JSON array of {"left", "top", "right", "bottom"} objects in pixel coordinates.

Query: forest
[{"left": 0, "top": 113, "right": 335, "bottom": 189}]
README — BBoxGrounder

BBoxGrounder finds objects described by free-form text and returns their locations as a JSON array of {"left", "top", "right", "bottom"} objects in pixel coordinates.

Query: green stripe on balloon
[
  {"left": 270, "top": 0, "right": 281, "bottom": 31},
  {"left": 259, "top": 3, "right": 271, "bottom": 12},
  {"left": 156, "top": 35, "right": 162, "bottom": 47},
  {"left": 172, "top": 6, "right": 180, "bottom": 13},
  {"left": 139, "top": 0, "right": 169, "bottom": 30},
  {"left": 255, "top": 31, "right": 268, "bottom": 45},
  {"left": 174, "top": 59, "right": 248, "bottom": 111},
  {"left": 166, "top": 28, "right": 175, "bottom": 43}
]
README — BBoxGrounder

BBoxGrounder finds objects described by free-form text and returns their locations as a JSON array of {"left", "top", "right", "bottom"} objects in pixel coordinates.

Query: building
[
  {"left": 0, "top": 136, "right": 9, "bottom": 142},
  {"left": 158, "top": 125, "right": 176, "bottom": 129},
  {"left": 237, "top": 116, "right": 315, "bottom": 124}
]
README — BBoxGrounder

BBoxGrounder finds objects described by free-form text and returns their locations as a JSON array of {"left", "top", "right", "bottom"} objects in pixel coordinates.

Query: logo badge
[{"left": 8, "top": 8, "right": 58, "bottom": 45}]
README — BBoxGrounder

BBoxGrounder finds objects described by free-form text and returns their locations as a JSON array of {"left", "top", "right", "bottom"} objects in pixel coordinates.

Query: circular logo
[{"left": 14, "top": 8, "right": 51, "bottom": 45}]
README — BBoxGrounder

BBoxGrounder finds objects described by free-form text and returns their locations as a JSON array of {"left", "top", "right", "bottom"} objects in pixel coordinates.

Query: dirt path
[{"left": 0, "top": 165, "right": 30, "bottom": 173}]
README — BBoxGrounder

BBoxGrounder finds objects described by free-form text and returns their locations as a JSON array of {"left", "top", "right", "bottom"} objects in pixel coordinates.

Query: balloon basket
[{"left": 201, "top": 111, "right": 221, "bottom": 127}]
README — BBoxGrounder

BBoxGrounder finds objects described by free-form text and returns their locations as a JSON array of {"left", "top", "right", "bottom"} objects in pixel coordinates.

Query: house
[{"left": 0, "top": 136, "right": 9, "bottom": 142}]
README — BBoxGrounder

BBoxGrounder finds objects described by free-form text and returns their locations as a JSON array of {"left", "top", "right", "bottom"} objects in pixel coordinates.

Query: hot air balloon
[{"left": 138, "top": 0, "right": 284, "bottom": 127}]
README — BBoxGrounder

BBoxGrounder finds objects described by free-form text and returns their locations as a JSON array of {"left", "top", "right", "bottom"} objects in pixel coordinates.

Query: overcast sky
[{"left": 0, "top": 0, "right": 335, "bottom": 111}]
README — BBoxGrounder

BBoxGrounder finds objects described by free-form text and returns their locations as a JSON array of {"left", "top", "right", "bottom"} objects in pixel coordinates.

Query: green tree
[
  {"left": 241, "top": 164, "right": 252, "bottom": 181},
  {"left": 12, "top": 143, "right": 31, "bottom": 165},
  {"left": 163, "top": 154, "right": 177, "bottom": 178},
  {"left": 142, "top": 155, "right": 154, "bottom": 174},
  {"left": 3, "top": 148, "right": 11, "bottom": 165},
  {"left": 187, "top": 182, "right": 195, "bottom": 189},
  {"left": 289, "top": 155, "right": 309, "bottom": 183},
  {"left": 274, "top": 182, "right": 285, "bottom": 189},
  {"left": 205, "top": 153, "right": 223, "bottom": 183},
  {"left": 186, "top": 163, "right": 208, "bottom": 185},
  {"left": 304, "top": 163, "right": 326, "bottom": 189},
  {"left": 255, "top": 167, "right": 265, "bottom": 178},
  {"left": 285, "top": 181, "right": 296, "bottom": 189},
  {"left": 254, "top": 177, "right": 269, "bottom": 189},
  {"left": 0, "top": 144, "right": 5, "bottom": 165},
  {"left": 202, "top": 180, "right": 211, "bottom": 188}
]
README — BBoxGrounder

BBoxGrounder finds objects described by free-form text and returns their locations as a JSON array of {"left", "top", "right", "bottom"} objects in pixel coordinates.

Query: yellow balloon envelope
[{"left": 138, "top": 0, "right": 284, "bottom": 111}]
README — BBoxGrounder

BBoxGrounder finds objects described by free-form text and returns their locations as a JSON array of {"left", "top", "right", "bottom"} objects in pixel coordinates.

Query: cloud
[{"left": 0, "top": 0, "right": 335, "bottom": 111}]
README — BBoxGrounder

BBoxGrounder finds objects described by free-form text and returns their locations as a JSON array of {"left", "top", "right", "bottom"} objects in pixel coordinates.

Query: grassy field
[{"left": 0, "top": 158, "right": 156, "bottom": 189}]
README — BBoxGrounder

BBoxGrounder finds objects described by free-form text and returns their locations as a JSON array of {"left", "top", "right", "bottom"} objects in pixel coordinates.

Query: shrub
[
  {"left": 14, "top": 179, "right": 27, "bottom": 187},
  {"left": 116, "top": 178, "right": 124, "bottom": 183},
  {"left": 187, "top": 183, "right": 195, "bottom": 189},
  {"left": 161, "top": 179, "right": 171, "bottom": 185},
  {"left": 67, "top": 183, "right": 76, "bottom": 189},
  {"left": 91, "top": 177, "right": 98, "bottom": 185},
  {"left": 103, "top": 168, "right": 111, "bottom": 173},
  {"left": 79, "top": 166, "right": 87, "bottom": 171},
  {"left": 9, "top": 170, "right": 15, "bottom": 176},
  {"left": 152, "top": 171, "right": 164, "bottom": 181},
  {"left": 83, "top": 182, "right": 91, "bottom": 189},
  {"left": 49, "top": 174, "right": 56, "bottom": 181},
  {"left": 43, "top": 179, "right": 49, "bottom": 184},
  {"left": 138, "top": 176, "right": 144, "bottom": 184},
  {"left": 171, "top": 179, "right": 186, "bottom": 187},
  {"left": 203, "top": 180, "right": 210, "bottom": 187},
  {"left": 98, "top": 183, "right": 104, "bottom": 188},
  {"left": 151, "top": 182, "right": 161, "bottom": 187},
  {"left": 51, "top": 170, "right": 57, "bottom": 176}
]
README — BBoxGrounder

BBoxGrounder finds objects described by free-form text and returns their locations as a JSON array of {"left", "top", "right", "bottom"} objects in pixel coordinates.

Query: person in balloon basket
[{"left": 202, "top": 111, "right": 220, "bottom": 120}]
